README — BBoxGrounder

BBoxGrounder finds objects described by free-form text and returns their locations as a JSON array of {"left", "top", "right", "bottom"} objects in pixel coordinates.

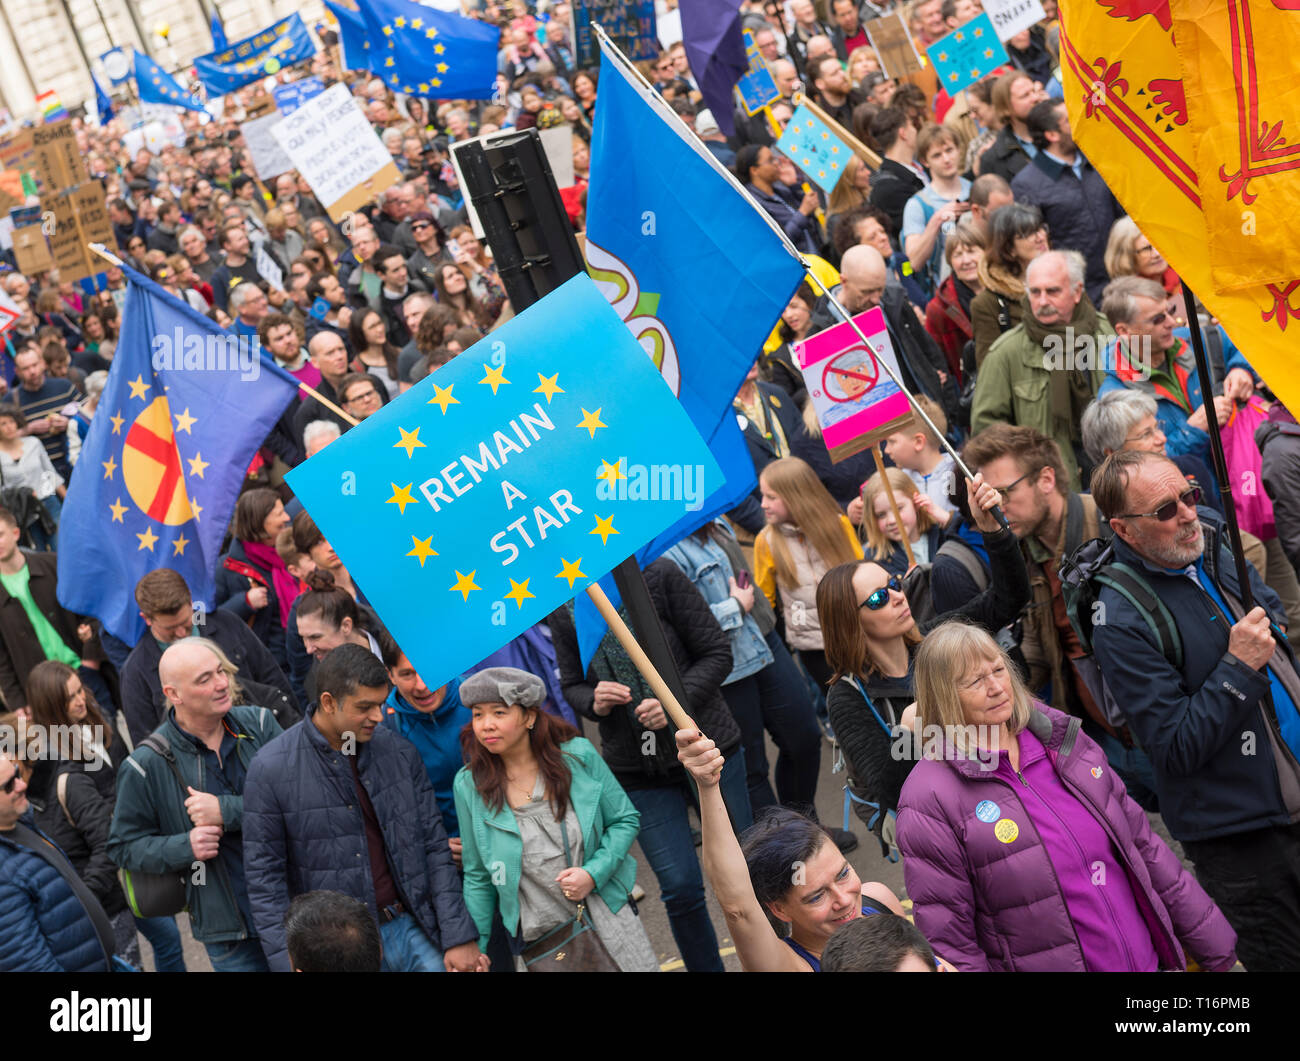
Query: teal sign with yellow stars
[
  {"left": 775, "top": 103, "right": 852, "bottom": 195},
  {"left": 285, "top": 273, "right": 722, "bottom": 693},
  {"left": 925, "top": 12, "right": 1007, "bottom": 97}
]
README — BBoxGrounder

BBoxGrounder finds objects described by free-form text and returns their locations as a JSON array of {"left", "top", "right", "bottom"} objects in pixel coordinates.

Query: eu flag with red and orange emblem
[{"left": 57, "top": 264, "right": 300, "bottom": 644}]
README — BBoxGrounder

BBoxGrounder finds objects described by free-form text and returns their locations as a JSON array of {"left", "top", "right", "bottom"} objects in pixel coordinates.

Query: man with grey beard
[{"left": 1090, "top": 448, "right": 1300, "bottom": 971}]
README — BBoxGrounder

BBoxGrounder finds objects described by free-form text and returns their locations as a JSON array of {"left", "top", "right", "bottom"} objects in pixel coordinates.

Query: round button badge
[
  {"left": 975, "top": 800, "right": 1000, "bottom": 824},
  {"left": 994, "top": 818, "right": 1019, "bottom": 844}
]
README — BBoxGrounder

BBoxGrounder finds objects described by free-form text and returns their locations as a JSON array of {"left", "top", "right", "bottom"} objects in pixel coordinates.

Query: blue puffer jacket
[
  {"left": 1091, "top": 509, "right": 1300, "bottom": 841},
  {"left": 0, "top": 816, "right": 109, "bottom": 972},
  {"left": 242, "top": 707, "right": 478, "bottom": 971}
]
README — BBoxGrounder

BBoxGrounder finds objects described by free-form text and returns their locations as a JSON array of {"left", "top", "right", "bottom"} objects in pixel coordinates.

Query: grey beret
[{"left": 459, "top": 667, "right": 547, "bottom": 709}]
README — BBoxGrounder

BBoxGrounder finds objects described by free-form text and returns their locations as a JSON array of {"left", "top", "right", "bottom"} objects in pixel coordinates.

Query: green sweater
[{"left": 453, "top": 737, "right": 640, "bottom": 950}]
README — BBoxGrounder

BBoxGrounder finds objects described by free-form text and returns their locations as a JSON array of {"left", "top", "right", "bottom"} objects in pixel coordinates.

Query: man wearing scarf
[{"left": 972, "top": 250, "right": 1114, "bottom": 490}]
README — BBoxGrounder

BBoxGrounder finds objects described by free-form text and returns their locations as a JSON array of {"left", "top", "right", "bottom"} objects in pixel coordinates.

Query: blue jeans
[
  {"left": 626, "top": 750, "right": 752, "bottom": 973},
  {"left": 379, "top": 913, "right": 445, "bottom": 971},
  {"left": 205, "top": 938, "right": 270, "bottom": 972},
  {"left": 137, "top": 915, "right": 186, "bottom": 973}
]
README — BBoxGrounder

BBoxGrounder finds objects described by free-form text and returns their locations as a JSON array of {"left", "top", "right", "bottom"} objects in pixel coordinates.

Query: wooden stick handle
[
  {"left": 297, "top": 381, "right": 359, "bottom": 426},
  {"left": 584, "top": 581, "right": 693, "bottom": 731},
  {"left": 872, "top": 448, "right": 916, "bottom": 568}
]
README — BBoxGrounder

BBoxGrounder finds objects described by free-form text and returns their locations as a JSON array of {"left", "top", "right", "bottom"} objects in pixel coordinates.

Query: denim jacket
[{"left": 663, "top": 522, "right": 773, "bottom": 684}]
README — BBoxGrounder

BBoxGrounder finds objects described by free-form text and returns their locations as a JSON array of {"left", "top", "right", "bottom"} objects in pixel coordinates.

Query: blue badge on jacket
[{"left": 975, "top": 799, "right": 1000, "bottom": 823}]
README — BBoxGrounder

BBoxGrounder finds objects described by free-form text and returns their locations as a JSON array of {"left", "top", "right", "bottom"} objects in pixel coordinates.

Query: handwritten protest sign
[
  {"left": 241, "top": 113, "right": 296, "bottom": 180},
  {"left": 864, "top": 13, "right": 924, "bottom": 79},
  {"left": 794, "top": 306, "right": 914, "bottom": 461},
  {"left": 271, "top": 83, "right": 400, "bottom": 222},
  {"left": 286, "top": 273, "right": 721, "bottom": 692},
  {"left": 983, "top": 0, "right": 1047, "bottom": 41},
  {"left": 32, "top": 120, "right": 87, "bottom": 191}
]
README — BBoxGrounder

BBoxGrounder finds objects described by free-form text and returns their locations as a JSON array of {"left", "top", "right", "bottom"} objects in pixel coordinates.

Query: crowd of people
[{"left": 1, "top": 0, "right": 1298, "bottom": 976}]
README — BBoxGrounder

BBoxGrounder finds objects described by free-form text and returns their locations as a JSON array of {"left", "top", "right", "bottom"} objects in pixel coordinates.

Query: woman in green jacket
[{"left": 453, "top": 667, "right": 658, "bottom": 971}]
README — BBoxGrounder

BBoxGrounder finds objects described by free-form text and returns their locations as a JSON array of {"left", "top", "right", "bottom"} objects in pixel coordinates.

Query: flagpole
[
  {"left": 1180, "top": 281, "right": 1255, "bottom": 612},
  {"left": 87, "top": 242, "right": 362, "bottom": 427}
]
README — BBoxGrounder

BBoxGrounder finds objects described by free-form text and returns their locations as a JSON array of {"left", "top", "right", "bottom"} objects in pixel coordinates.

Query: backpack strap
[
  {"left": 55, "top": 771, "right": 75, "bottom": 828},
  {"left": 1064, "top": 491, "right": 1086, "bottom": 559},
  {"left": 936, "top": 538, "right": 989, "bottom": 591},
  {"left": 841, "top": 675, "right": 895, "bottom": 737},
  {"left": 1094, "top": 562, "right": 1184, "bottom": 670},
  {"left": 139, "top": 733, "right": 191, "bottom": 796}
]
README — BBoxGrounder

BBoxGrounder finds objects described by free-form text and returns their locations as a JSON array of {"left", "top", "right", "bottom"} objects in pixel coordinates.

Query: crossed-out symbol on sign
[{"left": 820, "top": 346, "right": 879, "bottom": 403}]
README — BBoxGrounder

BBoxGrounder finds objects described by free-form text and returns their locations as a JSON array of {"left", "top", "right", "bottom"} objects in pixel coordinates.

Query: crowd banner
[
  {"left": 984, "top": 0, "right": 1047, "bottom": 41},
  {"left": 1059, "top": 0, "right": 1300, "bottom": 431},
  {"left": 194, "top": 13, "right": 318, "bottom": 95},
  {"left": 285, "top": 272, "right": 722, "bottom": 696},
  {"left": 57, "top": 261, "right": 301, "bottom": 645},
  {"left": 926, "top": 13, "right": 1008, "bottom": 96},
  {"left": 573, "top": 0, "right": 658, "bottom": 67},
  {"left": 272, "top": 76, "right": 326, "bottom": 115},
  {"left": 794, "top": 307, "right": 915, "bottom": 462},
  {"left": 271, "top": 84, "right": 401, "bottom": 223}
]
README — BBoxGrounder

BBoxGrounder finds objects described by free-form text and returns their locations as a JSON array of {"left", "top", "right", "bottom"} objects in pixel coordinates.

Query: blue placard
[
  {"left": 735, "top": 28, "right": 780, "bottom": 115},
  {"left": 194, "top": 13, "right": 318, "bottom": 95},
  {"left": 285, "top": 273, "right": 722, "bottom": 693},
  {"left": 926, "top": 12, "right": 1007, "bottom": 96},
  {"left": 775, "top": 102, "right": 851, "bottom": 194},
  {"left": 272, "top": 76, "right": 325, "bottom": 115},
  {"left": 308, "top": 297, "right": 330, "bottom": 321}
]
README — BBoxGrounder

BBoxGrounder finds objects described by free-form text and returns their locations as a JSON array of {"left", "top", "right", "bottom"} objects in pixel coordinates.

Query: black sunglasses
[
  {"left": 1, "top": 769, "right": 19, "bottom": 795},
  {"left": 859, "top": 574, "right": 903, "bottom": 611},
  {"left": 1117, "top": 486, "right": 1201, "bottom": 522}
]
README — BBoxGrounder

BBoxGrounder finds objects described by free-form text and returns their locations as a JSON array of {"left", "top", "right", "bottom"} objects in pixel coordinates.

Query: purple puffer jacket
[{"left": 896, "top": 703, "right": 1238, "bottom": 972}]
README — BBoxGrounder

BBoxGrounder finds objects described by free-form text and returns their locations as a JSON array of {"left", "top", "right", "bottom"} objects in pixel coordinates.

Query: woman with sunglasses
[{"left": 816, "top": 474, "right": 1029, "bottom": 855}]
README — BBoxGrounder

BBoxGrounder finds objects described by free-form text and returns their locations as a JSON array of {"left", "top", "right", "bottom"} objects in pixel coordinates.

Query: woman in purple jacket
[{"left": 896, "top": 622, "right": 1239, "bottom": 972}]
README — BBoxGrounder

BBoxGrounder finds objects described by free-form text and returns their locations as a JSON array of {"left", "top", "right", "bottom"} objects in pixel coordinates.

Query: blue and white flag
[{"left": 194, "top": 13, "right": 318, "bottom": 94}]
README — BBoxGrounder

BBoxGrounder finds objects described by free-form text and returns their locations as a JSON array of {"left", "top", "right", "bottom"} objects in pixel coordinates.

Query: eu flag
[
  {"left": 56, "top": 264, "right": 300, "bottom": 645},
  {"left": 324, "top": 0, "right": 374, "bottom": 74},
  {"left": 578, "top": 34, "right": 805, "bottom": 666},
  {"left": 210, "top": 12, "right": 228, "bottom": 51},
  {"left": 92, "top": 74, "right": 115, "bottom": 127},
  {"left": 134, "top": 51, "right": 207, "bottom": 113},
  {"left": 356, "top": 0, "right": 499, "bottom": 99}
]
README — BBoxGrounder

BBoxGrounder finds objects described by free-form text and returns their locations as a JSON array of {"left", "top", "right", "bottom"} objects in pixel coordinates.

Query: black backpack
[{"left": 1059, "top": 537, "right": 1183, "bottom": 730}]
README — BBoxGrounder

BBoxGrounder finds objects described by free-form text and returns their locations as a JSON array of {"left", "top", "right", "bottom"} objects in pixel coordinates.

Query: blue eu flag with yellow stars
[
  {"left": 324, "top": 0, "right": 373, "bottom": 74},
  {"left": 56, "top": 263, "right": 300, "bottom": 644},
  {"left": 776, "top": 103, "right": 851, "bottom": 195},
  {"left": 356, "top": 0, "right": 499, "bottom": 99},
  {"left": 925, "top": 12, "right": 1006, "bottom": 96},
  {"left": 285, "top": 273, "right": 722, "bottom": 694},
  {"left": 133, "top": 51, "right": 207, "bottom": 113}
]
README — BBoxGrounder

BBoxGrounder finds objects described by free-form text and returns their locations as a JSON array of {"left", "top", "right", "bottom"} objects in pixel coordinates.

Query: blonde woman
[
  {"left": 1103, "top": 215, "right": 1178, "bottom": 295},
  {"left": 896, "top": 622, "right": 1239, "bottom": 972},
  {"left": 753, "top": 457, "right": 863, "bottom": 691},
  {"left": 859, "top": 465, "right": 944, "bottom": 575}
]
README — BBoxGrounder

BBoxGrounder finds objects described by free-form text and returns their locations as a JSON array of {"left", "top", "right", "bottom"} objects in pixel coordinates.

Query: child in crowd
[
  {"left": 882, "top": 395, "right": 957, "bottom": 517},
  {"left": 860, "top": 466, "right": 945, "bottom": 574}
]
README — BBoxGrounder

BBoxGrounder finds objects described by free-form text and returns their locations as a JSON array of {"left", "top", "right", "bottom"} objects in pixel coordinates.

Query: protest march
[{"left": 1, "top": 0, "right": 1299, "bottom": 1018}]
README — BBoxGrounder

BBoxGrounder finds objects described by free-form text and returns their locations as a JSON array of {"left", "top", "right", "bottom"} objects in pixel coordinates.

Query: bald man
[
  {"left": 810, "top": 246, "right": 957, "bottom": 420},
  {"left": 108, "top": 637, "right": 282, "bottom": 972}
]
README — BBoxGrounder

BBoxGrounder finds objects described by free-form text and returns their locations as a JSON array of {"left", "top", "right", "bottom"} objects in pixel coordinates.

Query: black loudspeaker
[{"left": 451, "top": 129, "right": 586, "bottom": 311}]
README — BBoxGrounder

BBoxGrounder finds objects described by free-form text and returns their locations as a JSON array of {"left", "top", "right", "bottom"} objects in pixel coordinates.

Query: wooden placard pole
[
  {"left": 872, "top": 447, "right": 916, "bottom": 569},
  {"left": 584, "top": 580, "right": 694, "bottom": 731}
]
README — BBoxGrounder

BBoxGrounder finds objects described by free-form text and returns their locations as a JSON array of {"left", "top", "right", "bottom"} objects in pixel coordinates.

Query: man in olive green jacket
[{"left": 971, "top": 249, "right": 1114, "bottom": 491}]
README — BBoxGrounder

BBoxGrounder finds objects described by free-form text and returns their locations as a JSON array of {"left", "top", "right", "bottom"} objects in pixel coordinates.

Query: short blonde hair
[
  {"left": 860, "top": 466, "right": 938, "bottom": 561},
  {"left": 913, "top": 622, "right": 1033, "bottom": 755}
]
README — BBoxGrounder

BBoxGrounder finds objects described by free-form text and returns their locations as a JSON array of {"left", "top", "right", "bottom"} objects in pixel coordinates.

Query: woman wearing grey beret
[{"left": 452, "top": 667, "right": 658, "bottom": 971}]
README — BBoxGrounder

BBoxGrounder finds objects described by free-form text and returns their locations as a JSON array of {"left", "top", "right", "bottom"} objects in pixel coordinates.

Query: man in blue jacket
[
  {"left": 243, "top": 643, "right": 483, "bottom": 972},
  {"left": 1091, "top": 450, "right": 1300, "bottom": 971}
]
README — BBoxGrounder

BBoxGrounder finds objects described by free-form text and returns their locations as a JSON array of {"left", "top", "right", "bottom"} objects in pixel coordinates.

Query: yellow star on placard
[
  {"left": 187, "top": 452, "right": 209, "bottom": 478},
  {"left": 394, "top": 426, "right": 426, "bottom": 458},
  {"left": 596, "top": 458, "right": 625, "bottom": 483},
  {"left": 108, "top": 498, "right": 127, "bottom": 523},
  {"left": 172, "top": 533, "right": 189, "bottom": 556},
  {"left": 387, "top": 482, "right": 418, "bottom": 514},
  {"left": 102, "top": 455, "right": 117, "bottom": 480},
  {"left": 577, "top": 408, "right": 606, "bottom": 438},
  {"left": 407, "top": 535, "right": 438, "bottom": 566},
  {"left": 479, "top": 363, "right": 510, "bottom": 394},
  {"left": 955, "top": 31, "right": 965, "bottom": 40},
  {"left": 174, "top": 408, "right": 197, "bottom": 434},
  {"left": 128, "top": 375, "right": 149, "bottom": 400},
  {"left": 533, "top": 373, "right": 564, "bottom": 404},
  {"left": 590, "top": 515, "right": 619, "bottom": 545},
  {"left": 556, "top": 557, "right": 587, "bottom": 589},
  {"left": 938, "top": 50, "right": 948, "bottom": 61},
  {"left": 110, "top": 411, "right": 124, "bottom": 435},
  {"left": 973, "top": 26, "right": 983, "bottom": 36},
  {"left": 504, "top": 578, "right": 536, "bottom": 609},
  {"left": 428, "top": 383, "right": 459, "bottom": 414},
  {"left": 449, "top": 570, "right": 481, "bottom": 601},
  {"left": 137, "top": 527, "right": 158, "bottom": 552}
]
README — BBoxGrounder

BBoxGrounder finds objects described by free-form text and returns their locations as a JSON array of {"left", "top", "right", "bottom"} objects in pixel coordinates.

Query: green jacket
[
  {"left": 453, "top": 737, "right": 640, "bottom": 951},
  {"left": 107, "top": 705, "right": 281, "bottom": 943},
  {"left": 970, "top": 313, "right": 1114, "bottom": 490}
]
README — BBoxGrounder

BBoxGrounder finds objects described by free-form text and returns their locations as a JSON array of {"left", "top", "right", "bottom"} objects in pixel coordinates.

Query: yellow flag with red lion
[{"left": 1060, "top": 0, "right": 1300, "bottom": 412}]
